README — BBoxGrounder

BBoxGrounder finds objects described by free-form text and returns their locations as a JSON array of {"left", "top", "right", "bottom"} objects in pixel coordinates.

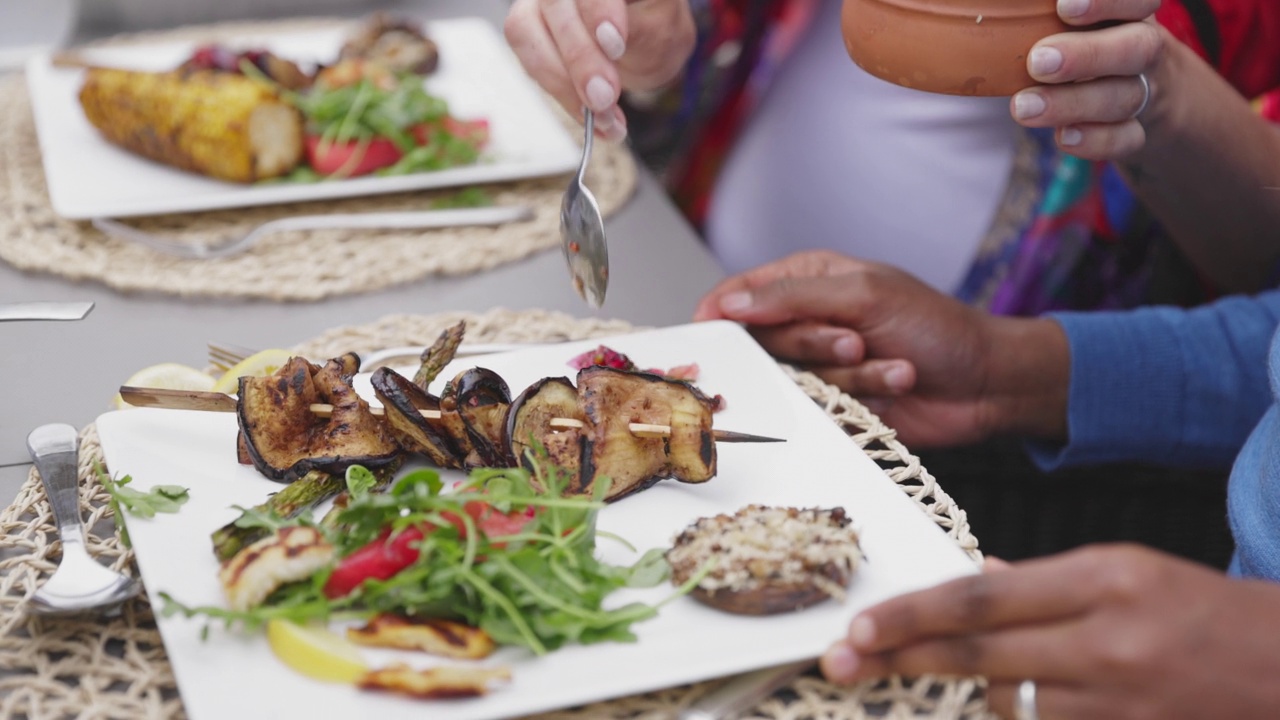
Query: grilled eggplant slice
[
  {"left": 577, "top": 366, "right": 718, "bottom": 500},
  {"left": 435, "top": 368, "right": 510, "bottom": 468},
  {"left": 505, "top": 377, "right": 589, "bottom": 491},
  {"left": 666, "top": 505, "right": 863, "bottom": 616},
  {"left": 454, "top": 368, "right": 512, "bottom": 467},
  {"left": 238, "top": 354, "right": 400, "bottom": 483},
  {"left": 371, "top": 367, "right": 463, "bottom": 469}
]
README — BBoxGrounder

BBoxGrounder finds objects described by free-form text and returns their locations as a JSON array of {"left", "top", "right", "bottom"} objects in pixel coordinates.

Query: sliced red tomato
[
  {"left": 412, "top": 117, "right": 490, "bottom": 150},
  {"left": 445, "top": 117, "right": 490, "bottom": 149},
  {"left": 304, "top": 134, "right": 403, "bottom": 178},
  {"left": 323, "top": 524, "right": 426, "bottom": 598},
  {"left": 323, "top": 500, "right": 535, "bottom": 599},
  {"left": 440, "top": 499, "right": 535, "bottom": 545}
]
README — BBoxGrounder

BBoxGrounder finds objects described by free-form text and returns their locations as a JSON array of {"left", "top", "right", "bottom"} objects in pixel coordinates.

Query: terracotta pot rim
[{"left": 856, "top": 0, "right": 1059, "bottom": 21}]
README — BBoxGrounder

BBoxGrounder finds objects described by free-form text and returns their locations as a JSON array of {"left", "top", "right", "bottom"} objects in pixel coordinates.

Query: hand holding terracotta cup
[
  {"left": 842, "top": 0, "right": 1160, "bottom": 159},
  {"left": 504, "top": 0, "right": 695, "bottom": 142},
  {"left": 842, "top": 0, "right": 1072, "bottom": 95},
  {"left": 1011, "top": 0, "right": 1163, "bottom": 160}
]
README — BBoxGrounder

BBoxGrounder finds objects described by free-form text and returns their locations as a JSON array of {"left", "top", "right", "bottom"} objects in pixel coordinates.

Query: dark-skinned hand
[
  {"left": 822, "top": 544, "right": 1280, "bottom": 719},
  {"left": 693, "top": 251, "right": 1009, "bottom": 447}
]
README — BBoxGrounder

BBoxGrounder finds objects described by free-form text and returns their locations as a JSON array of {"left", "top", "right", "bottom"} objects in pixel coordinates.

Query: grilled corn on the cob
[{"left": 79, "top": 68, "right": 303, "bottom": 183}]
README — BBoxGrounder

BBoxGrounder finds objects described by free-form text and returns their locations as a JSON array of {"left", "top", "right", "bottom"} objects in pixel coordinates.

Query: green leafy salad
[{"left": 163, "top": 454, "right": 705, "bottom": 655}]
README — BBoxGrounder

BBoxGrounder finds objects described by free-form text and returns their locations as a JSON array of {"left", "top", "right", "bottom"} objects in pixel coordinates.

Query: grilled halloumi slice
[
  {"left": 219, "top": 526, "right": 335, "bottom": 611},
  {"left": 358, "top": 663, "right": 511, "bottom": 699},
  {"left": 347, "top": 614, "right": 495, "bottom": 659}
]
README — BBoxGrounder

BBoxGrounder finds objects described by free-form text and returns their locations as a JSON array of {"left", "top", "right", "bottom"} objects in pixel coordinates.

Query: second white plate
[{"left": 25, "top": 17, "right": 580, "bottom": 219}]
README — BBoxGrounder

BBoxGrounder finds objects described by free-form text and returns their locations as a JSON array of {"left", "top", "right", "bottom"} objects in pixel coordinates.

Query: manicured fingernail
[
  {"left": 1012, "top": 91, "right": 1046, "bottom": 120},
  {"left": 849, "top": 615, "right": 877, "bottom": 648},
  {"left": 821, "top": 642, "right": 859, "bottom": 682},
  {"left": 1057, "top": 0, "right": 1090, "bottom": 19},
  {"left": 1029, "top": 46, "right": 1063, "bottom": 77},
  {"left": 833, "top": 335, "right": 860, "bottom": 364},
  {"left": 585, "top": 75, "right": 616, "bottom": 113},
  {"left": 719, "top": 291, "right": 752, "bottom": 314},
  {"left": 1060, "top": 126, "right": 1083, "bottom": 146},
  {"left": 608, "top": 106, "right": 628, "bottom": 141},
  {"left": 884, "top": 363, "right": 912, "bottom": 393},
  {"left": 596, "top": 21, "right": 626, "bottom": 60},
  {"left": 599, "top": 121, "right": 626, "bottom": 143}
]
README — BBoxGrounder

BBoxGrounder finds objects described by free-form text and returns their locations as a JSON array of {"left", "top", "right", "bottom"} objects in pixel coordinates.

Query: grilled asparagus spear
[
  {"left": 79, "top": 67, "right": 303, "bottom": 183},
  {"left": 211, "top": 462, "right": 399, "bottom": 562}
]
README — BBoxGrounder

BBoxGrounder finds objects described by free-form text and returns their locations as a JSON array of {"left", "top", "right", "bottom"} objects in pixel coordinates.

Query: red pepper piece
[
  {"left": 322, "top": 501, "right": 536, "bottom": 598},
  {"left": 323, "top": 524, "right": 427, "bottom": 598}
]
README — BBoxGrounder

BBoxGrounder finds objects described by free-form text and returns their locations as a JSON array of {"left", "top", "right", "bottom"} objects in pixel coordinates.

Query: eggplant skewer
[{"left": 117, "top": 385, "right": 783, "bottom": 443}]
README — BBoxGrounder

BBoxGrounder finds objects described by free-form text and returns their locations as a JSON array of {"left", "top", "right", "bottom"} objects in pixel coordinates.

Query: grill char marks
[{"left": 238, "top": 353, "right": 400, "bottom": 483}]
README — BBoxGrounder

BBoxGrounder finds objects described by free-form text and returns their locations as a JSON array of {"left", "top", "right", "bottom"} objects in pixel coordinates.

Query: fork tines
[{"left": 207, "top": 341, "right": 258, "bottom": 373}]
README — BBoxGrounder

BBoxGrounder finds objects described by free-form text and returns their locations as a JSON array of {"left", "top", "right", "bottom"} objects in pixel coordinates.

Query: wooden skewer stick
[{"left": 117, "top": 386, "right": 786, "bottom": 444}]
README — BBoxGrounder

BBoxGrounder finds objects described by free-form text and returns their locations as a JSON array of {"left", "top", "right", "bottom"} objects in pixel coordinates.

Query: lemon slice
[
  {"left": 114, "top": 363, "right": 216, "bottom": 410},
  {"left": 266, "top": 619, "right": 369, "bottom": 684},
  {"left": 212, "top": 348, "right": 293, "bottom": 394}
]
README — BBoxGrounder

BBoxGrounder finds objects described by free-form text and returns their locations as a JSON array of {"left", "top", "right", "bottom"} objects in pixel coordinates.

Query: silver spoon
[
  {"left": 560, "top": 109, "right": 610, "bottom": 308},
  {"left": 26, "top": 423, "right": 141, "bottom": 615}
]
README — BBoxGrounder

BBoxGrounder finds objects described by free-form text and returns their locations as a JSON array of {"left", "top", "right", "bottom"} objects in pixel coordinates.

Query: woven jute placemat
[
  {"left": 0, "top": 308, "right": 990, "bottom": 720},
  {"left": 0, "top": 19, "right": 637, "bottom": 302}
]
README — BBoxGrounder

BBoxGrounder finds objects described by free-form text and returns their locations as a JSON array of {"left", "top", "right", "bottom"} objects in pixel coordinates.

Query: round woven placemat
[
  {"left": 0, "top": 19, "right": 637, "bottom": 302},
  {"left": 0, "top": 308, "right": 990, "bottom": 720}
]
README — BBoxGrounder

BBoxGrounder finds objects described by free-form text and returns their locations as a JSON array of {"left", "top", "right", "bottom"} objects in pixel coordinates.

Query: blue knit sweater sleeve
[{"left": 1027, "top": 292, "right": 1280, "bottom": 471}]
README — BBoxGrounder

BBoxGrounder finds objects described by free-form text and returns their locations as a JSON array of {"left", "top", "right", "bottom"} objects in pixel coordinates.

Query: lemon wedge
[
  {"left": 212, "top": 348, "right": 293, "bottom": 394},
  {"left": 266, "top": 619, "right": 369, "bottom": 684},
  {"left": 114, "top": 363, "right": 216, "bottom": 410}
]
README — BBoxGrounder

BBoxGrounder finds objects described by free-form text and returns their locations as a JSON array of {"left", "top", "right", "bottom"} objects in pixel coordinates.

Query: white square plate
[
  {"left": 24, "top": 18, "right": 580, "bottom": 219},
  {"left": 95, "top": 321, "right": 976, "bottom": 720}
]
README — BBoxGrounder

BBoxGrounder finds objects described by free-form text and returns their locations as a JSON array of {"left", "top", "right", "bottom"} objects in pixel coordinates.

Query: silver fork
[
  {"left": 208, "top": 340, "right": 551, "bottom": 374},
  {"left": 93, "top": 205, "right": 535, "bottom": 260}
]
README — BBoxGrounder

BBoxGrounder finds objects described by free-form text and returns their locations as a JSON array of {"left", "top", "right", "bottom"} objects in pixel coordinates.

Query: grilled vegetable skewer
[{"left": 116, "top": 386, "right": 782, "bottom": 443}]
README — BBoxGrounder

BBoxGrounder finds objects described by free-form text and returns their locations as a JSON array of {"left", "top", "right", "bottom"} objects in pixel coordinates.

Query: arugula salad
[{"left": 163, "top": 453, "right": 701, "bottom": 667}]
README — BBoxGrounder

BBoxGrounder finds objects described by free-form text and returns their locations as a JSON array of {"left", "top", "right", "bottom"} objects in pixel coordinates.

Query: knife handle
[
  {"left": 0, "top": 301, "right": 95, "bottom": 322},
  {"left": 679, "top": 661, "right": 813, "bottom": 720}
]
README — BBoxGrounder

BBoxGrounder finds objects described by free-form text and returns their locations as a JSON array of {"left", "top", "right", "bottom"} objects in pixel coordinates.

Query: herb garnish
[{"left": 96, "top": 463, "right": 190, "bottom": 547}]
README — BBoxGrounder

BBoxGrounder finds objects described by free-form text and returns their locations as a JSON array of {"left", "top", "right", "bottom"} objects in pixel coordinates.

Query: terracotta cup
[{"left": 841, "top": 0, "right": 1071, "bottom": 96}]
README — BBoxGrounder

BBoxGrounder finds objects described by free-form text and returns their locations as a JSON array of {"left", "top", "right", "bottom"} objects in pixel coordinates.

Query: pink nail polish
[{"left": 719, "top": 291, "right": 752, "bottom": 313}]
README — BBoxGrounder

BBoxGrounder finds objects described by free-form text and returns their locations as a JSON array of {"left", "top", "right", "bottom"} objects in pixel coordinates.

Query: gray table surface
[{"left": 0, "top": 0, "right": 725, "bottom": 504}]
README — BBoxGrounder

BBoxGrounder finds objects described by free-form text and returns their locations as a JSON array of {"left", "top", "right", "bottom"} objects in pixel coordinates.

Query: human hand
[
  {"left": 693, "top": 251, "right": 1020, "bottom": 447},
  {"left": 1010, "top": 0, "right": 1163, "bottom": 159},
  {"left": 504, "top": 0, "right": 695, "bottom": 142},
  {"left": 821, "top": 544, "right": 1280, "bottom": 719}
]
